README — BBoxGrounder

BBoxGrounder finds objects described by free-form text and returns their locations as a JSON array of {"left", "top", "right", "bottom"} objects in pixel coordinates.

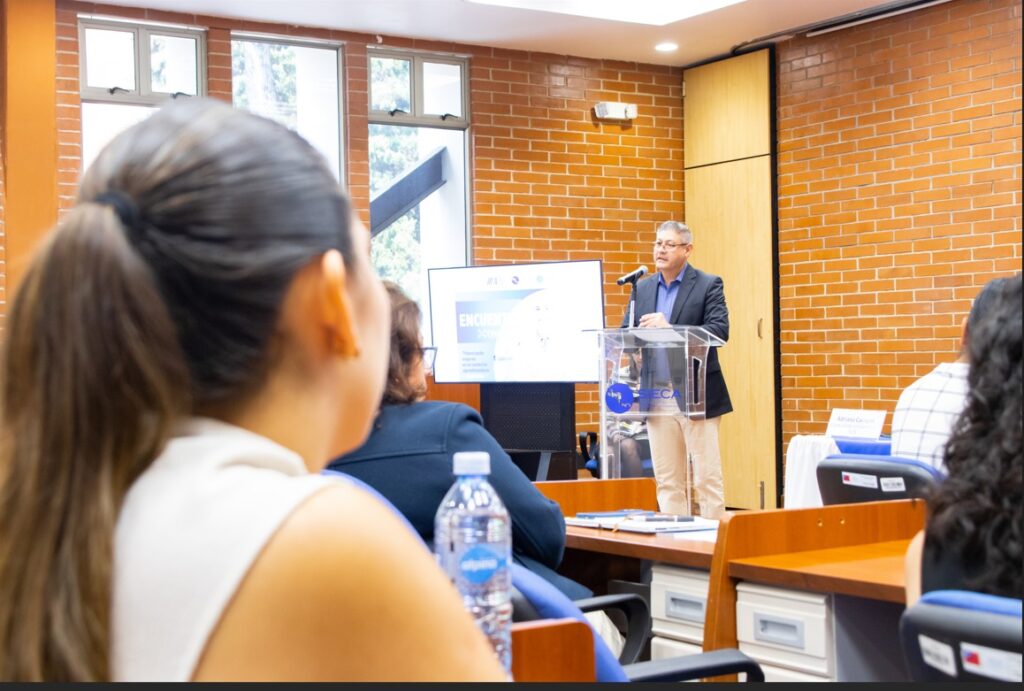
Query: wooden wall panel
[
  {"left": 684, "top": 49, "right": 770, "bottom": 168},
  {"left": 2, "top": 0, "right": 58, "bottom": 300},
  {"left": 684, "top": 48, "right": 777, "bottom": 509}
]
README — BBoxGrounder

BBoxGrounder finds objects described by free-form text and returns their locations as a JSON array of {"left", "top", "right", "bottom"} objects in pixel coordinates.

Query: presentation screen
[{"left": 428, "top": 260, "right": 605, "bottom": 383}]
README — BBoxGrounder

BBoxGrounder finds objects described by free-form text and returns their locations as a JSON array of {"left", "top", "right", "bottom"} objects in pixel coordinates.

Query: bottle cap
[{"left": 453, "top": 451, "right": 490, "bottom": 475}]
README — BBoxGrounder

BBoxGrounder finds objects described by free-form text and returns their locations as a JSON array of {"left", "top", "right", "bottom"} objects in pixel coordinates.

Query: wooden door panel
[{"left": 686, "top": 157, "right": 775, "bottom": 509}]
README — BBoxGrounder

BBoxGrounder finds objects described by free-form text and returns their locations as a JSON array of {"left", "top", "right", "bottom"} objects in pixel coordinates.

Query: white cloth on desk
[{"left": 783, "top": 434, "right": 840, "bottom": 508}]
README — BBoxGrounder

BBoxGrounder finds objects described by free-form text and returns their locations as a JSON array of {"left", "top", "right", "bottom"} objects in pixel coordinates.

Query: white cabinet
[
  {"left": 734, "top": 582, "right": 910, "bottom": 682},
  {"left": 735, "top": 582, "right": 834, "bottom": 680},
  {"left": 650, "top": 564, "right": 710, "bottom": 653},
  {"left": 650, "top": 635, "right": 702, "bottom": 660}
]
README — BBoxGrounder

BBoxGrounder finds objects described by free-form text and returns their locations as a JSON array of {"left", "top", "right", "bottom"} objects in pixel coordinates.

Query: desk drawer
[
  {"left": 761, "top": 663, "right": 831, "bottom": 683},
  {"left": 650, "top": 635, "right": 702, "bottom": 660},
  {"left": 650, "top": 565, "right": 709, "bottom": 645},
  {"left": 736, "top": 582, "right": 834, "bottom": 678}
]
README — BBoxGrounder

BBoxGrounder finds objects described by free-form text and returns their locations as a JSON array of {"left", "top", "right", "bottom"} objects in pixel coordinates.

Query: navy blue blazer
[
  {"left": 621, "top": 263, "right": 733, "bottom": 419},
  {"left": 327, "top": 400, "right": 592, "bottom": 600}
]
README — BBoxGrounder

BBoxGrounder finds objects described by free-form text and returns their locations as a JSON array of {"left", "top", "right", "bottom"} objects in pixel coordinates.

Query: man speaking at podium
[{"left": 620, "top": 221, "right": 732, "bottom": 518}]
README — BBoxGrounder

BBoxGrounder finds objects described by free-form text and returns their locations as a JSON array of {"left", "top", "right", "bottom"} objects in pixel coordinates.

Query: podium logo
[
  {"left": 605, "top": 383, "right": 634, "bottom": 413},
  {"left": 637, "top": 388, "right": 681, "bottom": 400}
]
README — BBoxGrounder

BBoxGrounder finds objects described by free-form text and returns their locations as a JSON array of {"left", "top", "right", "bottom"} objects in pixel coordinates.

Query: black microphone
[{"left": 616, "top": 265, "right": 648, "bottom": 285}]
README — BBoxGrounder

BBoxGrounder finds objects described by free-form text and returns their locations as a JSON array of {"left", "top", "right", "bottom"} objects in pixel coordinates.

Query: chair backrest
[
  {"left": 832, "top": 436, "right": 892, "bottom": 455},
  {"left": 900, "top": 590, "right": 1023, "bottom": 682},
  {"left": 509, "top": 563, "right": 629, "bottom": 682},
  {"left": 816, "top": 453, "right": 944, "bottom": 505}
]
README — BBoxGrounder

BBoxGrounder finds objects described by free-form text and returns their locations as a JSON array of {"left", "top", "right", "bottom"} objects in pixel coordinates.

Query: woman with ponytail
[{"left": 0, "top": 99, "right": 504, "bottom": 682}]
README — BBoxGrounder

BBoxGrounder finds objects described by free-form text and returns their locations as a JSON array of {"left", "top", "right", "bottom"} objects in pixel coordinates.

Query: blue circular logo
[{"left": 605, "top": 383, "right": 634, "bottom": 414}]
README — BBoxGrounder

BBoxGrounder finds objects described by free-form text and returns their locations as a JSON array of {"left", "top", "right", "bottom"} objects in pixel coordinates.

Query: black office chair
[
  {"left": 816, "top": 453, "right": 945, "bottom": 505},
  {"left": 900, "top": 590, "right": 1022, "bottom": 682}
]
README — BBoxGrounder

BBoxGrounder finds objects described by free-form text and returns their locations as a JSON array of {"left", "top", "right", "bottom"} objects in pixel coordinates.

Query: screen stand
[{"left": 479, "top": 382, "right": 576, "bottom": 481}]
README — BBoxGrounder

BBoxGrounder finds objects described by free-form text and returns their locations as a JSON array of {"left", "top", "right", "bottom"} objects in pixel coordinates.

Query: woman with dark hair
[
  {"left": 0, "top": 100, "right": 503, "bottom": 682},
  {"left": 905, "top": 274, "right": 1023, "bottom": 603},
  {"left": 329, "top": 282, "right": 579, "bottom": 591},
  {"left": 330, "top": 281, "right": 625, "bottom": 653}
]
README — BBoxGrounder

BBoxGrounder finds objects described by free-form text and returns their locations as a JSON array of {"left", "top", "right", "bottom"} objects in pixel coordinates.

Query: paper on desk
[
  {"left": 615, "top": 515, "right": 718, "bottom": 533},
  {"left": 565, "top": 515, "right": 718, "bottom": 534},
  {"left": 631, "top": 328, "right": 685, "bottom": 344}
]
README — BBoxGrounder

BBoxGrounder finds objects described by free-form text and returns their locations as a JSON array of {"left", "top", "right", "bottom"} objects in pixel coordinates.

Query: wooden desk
[
  {"left": 728, "top": 539, "right": 909, "bottom": 603},
  {"left": 536, "top": 477, "right": 658, "bottom": 517},
  {"left": 536, "top": 480, "right": 925, "bottom": 680},
  {"left": 705, "top": 499, "right": 925, "bottom": 653},
  {"left": 566, "top": 525, "right": 715, "bottom": 569}
]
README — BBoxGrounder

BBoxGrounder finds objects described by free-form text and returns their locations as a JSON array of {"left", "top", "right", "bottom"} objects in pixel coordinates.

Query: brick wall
[
  {"left": 777, "top": 0, "right": 1022, "bottom": 450},
  {"left": 52, "top": 1, "right": 682, "bottom": 433},
  {"left": 467, "top": 50, "right": 683, "bottom": 430},
  {"left": 40, "top": 0, "right": 1022, "bottom": 449},
  {"left": 55, "top": 4, "right": 80, "bottom": 213}
]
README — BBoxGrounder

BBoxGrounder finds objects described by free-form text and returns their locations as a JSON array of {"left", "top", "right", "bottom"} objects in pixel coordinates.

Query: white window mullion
[{"left": 137, "top": 27, "right": 151, "bottom": 98}]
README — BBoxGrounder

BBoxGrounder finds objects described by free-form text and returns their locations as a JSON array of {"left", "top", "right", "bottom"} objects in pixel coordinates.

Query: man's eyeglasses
[
  {"left": 420, "top": 346, "right": 437, "bottom": 372},
  {"left": 653, "top": 240, "right": 689, "bottom": 250}
]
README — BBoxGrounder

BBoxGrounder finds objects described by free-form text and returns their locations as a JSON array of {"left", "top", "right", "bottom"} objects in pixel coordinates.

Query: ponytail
[{"left": 0, "top": 203, "right": 189, "bottom": 680}]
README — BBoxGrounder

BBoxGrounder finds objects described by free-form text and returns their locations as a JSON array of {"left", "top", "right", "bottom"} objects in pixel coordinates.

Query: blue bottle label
[{"left": 458, "top": 544, "right": 505, "bottom": 584}]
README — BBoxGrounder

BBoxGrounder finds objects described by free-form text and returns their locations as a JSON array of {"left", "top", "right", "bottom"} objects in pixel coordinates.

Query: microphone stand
[{"left": 627, "top": 278, "right": 639, "bottom": 328}]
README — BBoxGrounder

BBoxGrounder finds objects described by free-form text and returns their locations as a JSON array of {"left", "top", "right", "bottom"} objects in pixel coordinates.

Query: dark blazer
[
  {"left": 327, "top": 400, "right": 592, "bottom": 600},
  {"left": 621, "top": 263, "right": 733, "bottom": 419}
]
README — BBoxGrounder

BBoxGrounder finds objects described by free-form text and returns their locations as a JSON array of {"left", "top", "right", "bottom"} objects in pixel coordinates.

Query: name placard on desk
[{"left": 826, "top": 408, "right": 886, "bottom": 439}]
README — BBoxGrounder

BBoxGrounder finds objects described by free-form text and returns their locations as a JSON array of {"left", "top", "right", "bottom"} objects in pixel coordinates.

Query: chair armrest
[
  {"left": 625, "top": 648, "right": 765, "bottom": 682},
  {"left": 574, "top": 592, "right": 650, "bottom": 665}
]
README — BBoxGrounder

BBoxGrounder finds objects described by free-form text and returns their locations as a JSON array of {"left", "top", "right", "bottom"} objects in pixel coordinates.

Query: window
[
  {"left": 79, "top": 17, "right": 206, "bottom": 170},
  {"left": 368, "top": 49, "right": 470, "bottom": 336},
  {"left": 231, "top": 35, "right": 344, "bottom": 181},
  {"left": 369, "top": 50, "right": 469, "bottom": 127}
]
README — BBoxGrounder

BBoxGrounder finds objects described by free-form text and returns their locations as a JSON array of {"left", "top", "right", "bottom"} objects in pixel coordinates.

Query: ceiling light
[
  {"left": 465, "top": 0, "right": 747, "bottom": 26},
  {"left": 655, "top": 42, "right": 678, "bottom": 52}
]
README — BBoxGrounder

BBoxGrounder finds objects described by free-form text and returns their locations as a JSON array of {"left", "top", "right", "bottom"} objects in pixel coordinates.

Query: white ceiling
[{"left": 89, "top": 0, "right": 905, "bottom": 66}]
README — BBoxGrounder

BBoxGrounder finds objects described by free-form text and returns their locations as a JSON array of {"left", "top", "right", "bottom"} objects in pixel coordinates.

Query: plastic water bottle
[{"left": 434, "top": 451, "right": 512, "bottom": 673}]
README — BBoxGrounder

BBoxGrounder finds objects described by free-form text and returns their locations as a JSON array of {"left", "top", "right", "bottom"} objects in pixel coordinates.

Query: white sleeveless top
[{"left": 111, "top": 417, "right": 336, "bottom": 681}]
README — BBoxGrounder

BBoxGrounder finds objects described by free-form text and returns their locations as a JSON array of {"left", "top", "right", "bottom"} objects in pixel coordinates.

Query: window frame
[
  {"left": 230, "top": 31, "right": 347, "bottom": 186},
  {"left": 368, "top": 48, "right": 470, "bottom": 130},
  {"left": 78, "top": 16, "right": 207, "bottom": 106}
]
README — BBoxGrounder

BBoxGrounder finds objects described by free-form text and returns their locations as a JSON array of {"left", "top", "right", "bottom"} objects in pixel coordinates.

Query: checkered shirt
[{"left": 890, "top": 361, "right": 970, "bottom": 471}]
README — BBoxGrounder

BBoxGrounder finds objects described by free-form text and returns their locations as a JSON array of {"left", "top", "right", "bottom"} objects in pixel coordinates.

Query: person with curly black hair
[{"left": 905, "top": 274, "right": 1023, "bottom": 603}]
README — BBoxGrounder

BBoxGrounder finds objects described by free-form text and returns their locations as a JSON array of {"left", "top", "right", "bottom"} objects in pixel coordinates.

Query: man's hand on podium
[{"left": 638, "top": 312, "right": 670, "bottom": 328}]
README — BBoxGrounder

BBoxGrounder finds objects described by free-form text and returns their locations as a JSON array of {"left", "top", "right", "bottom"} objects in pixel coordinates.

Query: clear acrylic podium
[{"left": 590, "top": 326, "right": 725, "bottom": 487}]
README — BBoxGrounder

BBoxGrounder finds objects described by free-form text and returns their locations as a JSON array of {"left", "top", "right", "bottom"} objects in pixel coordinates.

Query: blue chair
[
  {"left": 816, "top": 453, "right": 945, "bottom": 505},
  {"left": 900, "top": 590, "right": 1023, "bottom": 682},
  {"left": 832, "top": 436, "right": 891, "bottom": 455},
  {"left": 322, "top": 470, "right": 655, "bottom": 669},
  {"left": 579, "top": 430, "right": 654, "bottom": 479},
  {"left": 510, "top": 562, "right": 765, "bottom": 682}
]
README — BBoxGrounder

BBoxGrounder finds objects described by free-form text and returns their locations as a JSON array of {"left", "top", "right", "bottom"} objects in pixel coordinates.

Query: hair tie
[{"left": 94, "top": 191, "right": 144, "bottom": 239}]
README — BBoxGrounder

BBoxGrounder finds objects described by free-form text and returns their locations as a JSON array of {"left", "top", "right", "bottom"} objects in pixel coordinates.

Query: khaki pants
[{"left": 645, "top": 403, "right": 725, "bottom": 518}]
